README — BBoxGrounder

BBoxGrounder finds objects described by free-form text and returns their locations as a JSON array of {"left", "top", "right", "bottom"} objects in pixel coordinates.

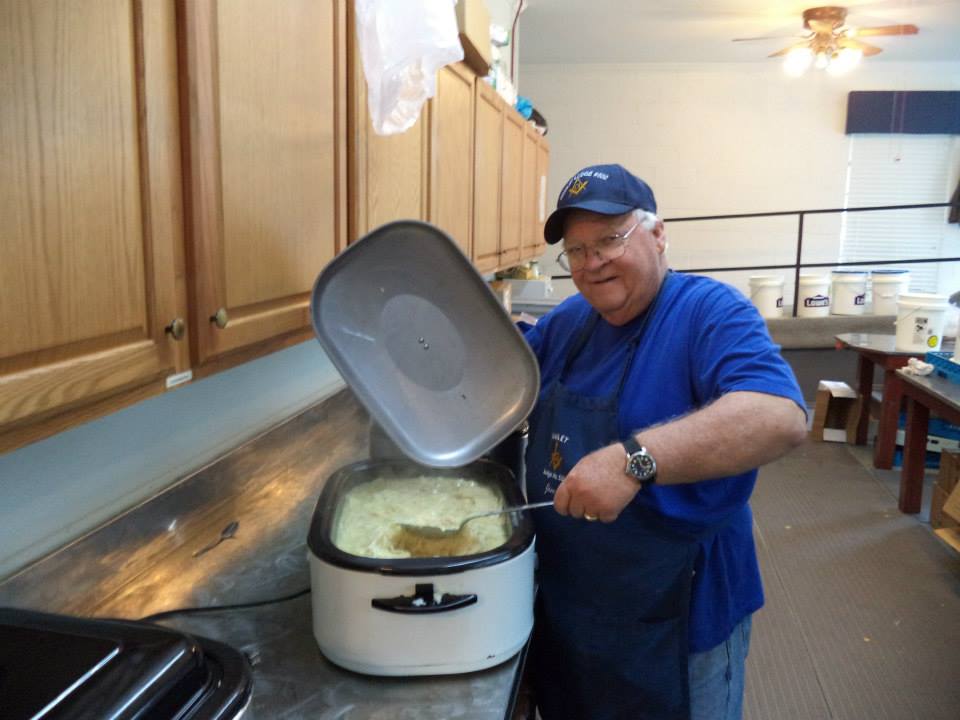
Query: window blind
[{"left": 840, "top": 135, "right": 954, "bottom": 293}]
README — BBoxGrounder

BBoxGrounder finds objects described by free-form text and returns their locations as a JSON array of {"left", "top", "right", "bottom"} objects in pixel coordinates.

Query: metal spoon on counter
[
  {"left": 398, "top": 501, "right": 553, "bottom": 539},
  {"left": 193, "top": 520, "right": 239, "bottom": 557}
]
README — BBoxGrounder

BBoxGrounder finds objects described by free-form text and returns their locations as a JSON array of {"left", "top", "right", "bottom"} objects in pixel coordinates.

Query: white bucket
[
  {"left": 748, "top": 275, "right": 784, "bottom": 319},
  {"left": 831, "top": 270, "right": 868, "bottom": 316},
  {"left": 871, "top": 270, "right": 910, "bottom": 316},
  {"left": 797, "top": 275, "right": 830, "bottom": 318},
  {"left": 895, "top": 292, "right": 948, "bottom": 352}
]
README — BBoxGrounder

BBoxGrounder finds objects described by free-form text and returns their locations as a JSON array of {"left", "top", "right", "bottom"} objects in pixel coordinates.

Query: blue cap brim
[{"left": 543, "top": 200, "right": 636, "bottom": 244}]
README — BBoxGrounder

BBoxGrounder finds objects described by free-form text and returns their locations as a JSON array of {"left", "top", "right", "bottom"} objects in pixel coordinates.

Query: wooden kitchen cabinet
[
  {"left": 499, "top": 105, "right": 526, "bottom": 268},
  {"left": 472, "top": 81, "right": 503, "bottom": 272},
  {"left": 520, "top": 124, "right": 543, "bottom": 259},
  {"left": 178, "top": 0, "right": 347, "bottom": 371},
  {"left": 0, "top": 0, "right": 189, "bottom": 452},
  {"left": 533, "top": 134, "right": 551, "bottom": 258},
  {"left": 347, "top": 1, "right": 428, "bottom": 240},
  {"left": 428, "top": 63, "right": 475, "bottom": 258}
]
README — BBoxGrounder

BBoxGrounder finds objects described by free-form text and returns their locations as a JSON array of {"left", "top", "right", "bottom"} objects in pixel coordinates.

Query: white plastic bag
[{"left": 355, "top": 0, "right": 464, "bottom": 135}]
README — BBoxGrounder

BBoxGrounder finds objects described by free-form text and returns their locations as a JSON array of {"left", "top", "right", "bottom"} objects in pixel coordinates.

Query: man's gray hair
[{"left": 634, "top": 209, "right": 659, "bottom": 230}]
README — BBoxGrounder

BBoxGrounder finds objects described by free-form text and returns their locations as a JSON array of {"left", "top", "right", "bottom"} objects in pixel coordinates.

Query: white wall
[
  {"left": 0, "top": 343, "right": 344, "bottom": 580},
  {"left": 519, "top": 61, "right": 960, "bottom": 302}
]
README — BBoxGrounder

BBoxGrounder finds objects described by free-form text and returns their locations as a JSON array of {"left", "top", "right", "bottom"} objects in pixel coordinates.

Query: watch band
[{"left": 623, "top": 436, "right": 643, "bottom": 457}]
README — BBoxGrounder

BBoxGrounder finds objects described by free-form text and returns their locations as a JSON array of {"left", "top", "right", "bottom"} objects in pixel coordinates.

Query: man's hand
[{"left": 554, "top": 443, "right": 640, "bottom": 523}]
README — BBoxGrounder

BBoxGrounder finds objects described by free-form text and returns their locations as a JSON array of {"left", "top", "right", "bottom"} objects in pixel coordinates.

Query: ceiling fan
[{"left": 734, "top": 6, "right": 919, "bottom": 75}]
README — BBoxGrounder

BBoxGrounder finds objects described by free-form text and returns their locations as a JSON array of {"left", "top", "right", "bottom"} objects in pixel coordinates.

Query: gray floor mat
[{"left": 745, "top": 441, "right": 960, "bottom": 720}]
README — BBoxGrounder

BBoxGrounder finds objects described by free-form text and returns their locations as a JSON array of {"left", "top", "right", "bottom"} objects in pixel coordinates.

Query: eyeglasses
[{"left": 557, "top": 220, "right": 641, "bottom": 272}]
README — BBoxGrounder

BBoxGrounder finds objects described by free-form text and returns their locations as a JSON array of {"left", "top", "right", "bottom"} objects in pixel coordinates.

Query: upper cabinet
[
  {"left": 0, "top": 0, "right": 188, "bottom": 452},
  {"left": 178, "top": 0, "right": 347, "bottom": 370},
  {"left": 473, "top": 81, "right": 504, "bottom": 272},
  {"left": 346, "top": 1, "right": 427, "bottom": 239},
  {"left": 1, "top": 0, "right": 544, "bottom": 453},
  {"left": 499, "top": 107, "right": 526, "bottom": 268},
  {"left": 428, "top": 63, "right": 475, "bottom": 258},
  {"left": 521, "top": 124, "right": 549, "bottom": 259}
]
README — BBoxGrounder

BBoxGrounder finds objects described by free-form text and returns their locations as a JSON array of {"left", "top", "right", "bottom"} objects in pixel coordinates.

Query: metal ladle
[{"left": 398, "top": 501, "right": 554, "bottom": 539}]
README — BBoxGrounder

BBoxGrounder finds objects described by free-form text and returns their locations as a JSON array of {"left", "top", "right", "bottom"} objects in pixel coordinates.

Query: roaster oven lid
[{"left": 310, "top": 220, "right": 539, "bottom": 468}]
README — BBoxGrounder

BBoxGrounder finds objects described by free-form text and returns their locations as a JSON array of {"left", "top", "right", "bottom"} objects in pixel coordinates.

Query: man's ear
[{"left": 653, "top": 221, "right": 667, "bottom": 253}]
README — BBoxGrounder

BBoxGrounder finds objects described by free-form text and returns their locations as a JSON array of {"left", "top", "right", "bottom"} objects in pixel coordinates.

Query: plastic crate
[
  {"left": 898, "top": 412, "right": 960, "bottom": 440},
  {"left": 925, "top": 352, "right": 960, "bottom": 384}
]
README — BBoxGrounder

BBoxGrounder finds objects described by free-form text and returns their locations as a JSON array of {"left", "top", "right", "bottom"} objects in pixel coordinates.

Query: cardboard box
[
  {"left": 455, "top": 0, "right": 492, "bottom": 76},
  {"left": 938, "top": 449, "right": 960, "bottom": 495},
  {"left": 811, "top": 380, "right": 859, "bottom": 443},
  {"left": 931, "top": 484, "right": 960, "bottom": 529},
  {"left": 942, "top": 482, "right": 960, "bottom": 525},
  {"left": 934, "top": 527, "right": 960, "bottom": 554}
]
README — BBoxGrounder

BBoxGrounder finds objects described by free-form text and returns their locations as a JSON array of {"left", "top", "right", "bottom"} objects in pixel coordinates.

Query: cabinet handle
[
  {"left": 165, "top": 318, "right": 186, "bottom": 341},
  {"left": 210, "top": 308, "right": 229, "bottom": 329}
]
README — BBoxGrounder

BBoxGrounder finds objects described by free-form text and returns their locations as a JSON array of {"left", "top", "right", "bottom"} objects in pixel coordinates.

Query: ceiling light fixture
[
  {"left": 738, "top": 6, "right": 919, "bottom": 78},
  {"left": 783, "top": 47, "right": 813, "bottom": 76},
  {"left": 783, "top": 45, "right": 863, "bottom": 76}
]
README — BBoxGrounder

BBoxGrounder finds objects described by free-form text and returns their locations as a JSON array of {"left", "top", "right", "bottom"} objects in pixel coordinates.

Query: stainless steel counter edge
[{"left": 0, "top": 389, "right": 528, "bottom": 720}]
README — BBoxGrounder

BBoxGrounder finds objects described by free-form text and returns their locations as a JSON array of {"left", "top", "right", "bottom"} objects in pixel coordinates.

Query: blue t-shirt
[{"left": 523, "top": 271, "right": 805, "bottom": 652}]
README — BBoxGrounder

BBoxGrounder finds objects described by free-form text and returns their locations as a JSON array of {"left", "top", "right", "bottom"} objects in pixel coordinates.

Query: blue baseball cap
[{"left": 544, "top": 164, "right": 657, "bottom": 244}]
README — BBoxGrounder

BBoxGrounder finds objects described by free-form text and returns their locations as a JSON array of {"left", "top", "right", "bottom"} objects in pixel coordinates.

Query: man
[{"left": 522, "top": 164, "right": 807, "bottom": 720}]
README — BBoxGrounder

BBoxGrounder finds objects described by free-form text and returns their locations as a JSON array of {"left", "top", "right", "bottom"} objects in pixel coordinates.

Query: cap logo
[{"left": 567, "top": 178, "right": 588, "bottom": 196}]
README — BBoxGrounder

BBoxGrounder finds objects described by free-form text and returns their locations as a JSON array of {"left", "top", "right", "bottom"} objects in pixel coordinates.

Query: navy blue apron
[{"left": 526, "top": 276, "right": 705, "bottom": 720}]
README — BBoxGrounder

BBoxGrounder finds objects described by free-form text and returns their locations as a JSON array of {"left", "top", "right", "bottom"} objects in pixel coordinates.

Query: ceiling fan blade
[
  {"left": 732, "top": 34, "right": 804, "bottom": 42},
  {"left": 768, "top": 44, "right": 807, "bottom": 58},
  {"left": 851, "top": 24, "right": 919, "bottom": 37},
  {"left": 839, "top": 38, "right": 884, "bottom": 56}
]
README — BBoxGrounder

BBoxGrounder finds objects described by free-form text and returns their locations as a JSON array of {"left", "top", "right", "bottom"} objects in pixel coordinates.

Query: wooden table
[
  {"left": 834, "top": 333, "right": 925, "bottom": 470},
  {"left": 899, "top": 370, "right": 960, "bottom": 514}
]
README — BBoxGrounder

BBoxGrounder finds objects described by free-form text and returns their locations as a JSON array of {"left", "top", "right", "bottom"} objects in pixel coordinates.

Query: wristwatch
[{"left": 623, "top": 436, "right": 657, "bottom": 488}]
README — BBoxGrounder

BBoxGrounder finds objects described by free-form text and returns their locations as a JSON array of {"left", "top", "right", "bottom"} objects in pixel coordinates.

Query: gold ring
[{"left": 584, "top": 514, "right": 598, "bottom": 522}]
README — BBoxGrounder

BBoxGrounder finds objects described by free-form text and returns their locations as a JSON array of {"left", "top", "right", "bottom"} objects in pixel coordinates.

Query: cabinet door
[
  {"left": 0, "top": 0, "right": 188, "bottom": 452},
  {"left": 534, "top": 135, "right": 550, "bottom": 258},
  {"left": 347, "top": 4, "right": 427, "bottom": 239},
  {"left": 520, "top": 124, "right": 542, "bottom": 259},
  {"left": 499, "top": 107, "right": 525, "bottom": 267},
  {"left": 179, "top": 0, "right": 346, "bottom": 369},
  {"left": 428, "top": 63, "right": 474, "bottom": 257},
  {"left": 472, "top": 82, "right": 502, "bottom": 272}
]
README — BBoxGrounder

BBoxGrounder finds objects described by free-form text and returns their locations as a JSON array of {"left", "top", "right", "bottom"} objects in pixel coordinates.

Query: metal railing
[{"left": 555, "top": 202, "right": 957, "bottom": 317}]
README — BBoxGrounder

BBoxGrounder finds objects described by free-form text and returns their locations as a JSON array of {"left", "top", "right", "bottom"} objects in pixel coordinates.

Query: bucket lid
[
  {"left": 871, "top": 269, "right": 909, "bottom": 275},
  {"left": 310, "top": 221, "right": 540, "bottom": 468},
  {"left": 799, "top": 274, "right": 829, "bottom": 283},
  {"left": 831, "top": 270, "right": 867, "bottom": 280},
  {"left": 749, "top": 275, "right": 783, "bottom": 285},
  {"left": 898, "top": 292, "right": 948, "bottom": 306}
]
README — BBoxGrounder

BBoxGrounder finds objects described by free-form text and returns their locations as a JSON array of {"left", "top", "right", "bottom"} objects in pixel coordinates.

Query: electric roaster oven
[
  {"left": 308, "top": 221, "right": 540, "bottom": 677},
  {"left": 0, "top": 607, "right": 252, "bottom": 720}
]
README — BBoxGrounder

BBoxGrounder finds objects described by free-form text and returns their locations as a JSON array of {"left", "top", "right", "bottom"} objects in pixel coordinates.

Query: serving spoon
[
  {"left": 398, "top": 501, "right": 554, "bottom": 539},
  {"left": 193, "top": 520, "right": 239, "bottom": 557}
]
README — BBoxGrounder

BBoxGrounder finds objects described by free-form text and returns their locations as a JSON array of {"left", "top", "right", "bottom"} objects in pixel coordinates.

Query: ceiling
[{"left": 518, "top": 1, "right": 960, "bottom": 64}]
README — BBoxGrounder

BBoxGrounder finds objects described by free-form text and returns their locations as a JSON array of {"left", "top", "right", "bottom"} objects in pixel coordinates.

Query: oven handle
[{"left": 371, "top": 583, "right": 478, "bottom": 614}]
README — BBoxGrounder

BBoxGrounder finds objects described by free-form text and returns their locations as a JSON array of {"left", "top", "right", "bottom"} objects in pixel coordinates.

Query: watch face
[{"left": 628, "top": 452, "right": 655, "bottom": 480}]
